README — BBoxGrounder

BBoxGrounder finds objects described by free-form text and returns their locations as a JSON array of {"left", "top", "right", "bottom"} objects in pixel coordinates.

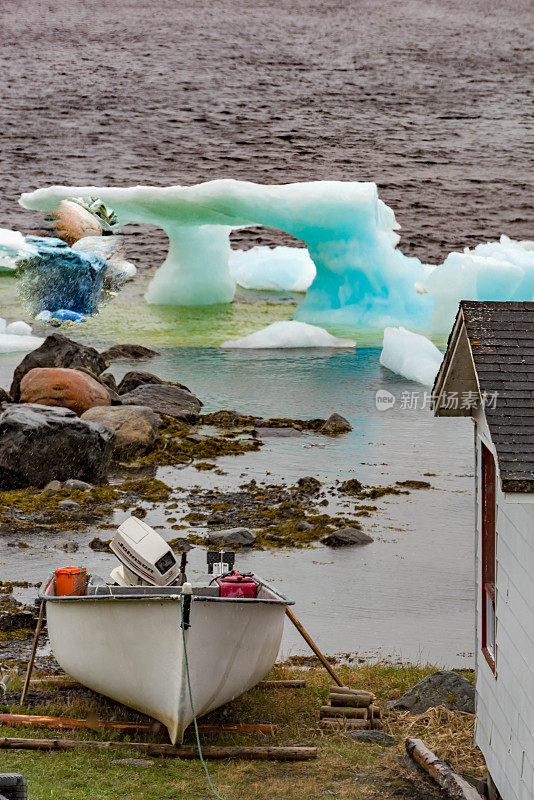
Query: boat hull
[{"left": 44, "top": 590, "right": 287, "bottom": 743}]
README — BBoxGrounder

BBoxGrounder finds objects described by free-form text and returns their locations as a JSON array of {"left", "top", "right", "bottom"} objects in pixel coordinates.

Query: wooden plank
[
  {"left": 405, "top": 738, "right": 485, "bottom": 800},
  {"left": 0, "top": 714, "right": 276, "bottom": 736},
  {"left": 284, "top": 608, "right": 344, "bottom": 687},
  {"left": 318, "top": 719, "right": 370, "bottom": 730},
  {"left": 0, "top": 737, "right": 317, "bottom": 761},
  {"left": 319, "top": 706, "right": 368, "bottom": 719},
  {"left": 329, "top": 687, "right": 375, "bottom": 701}
]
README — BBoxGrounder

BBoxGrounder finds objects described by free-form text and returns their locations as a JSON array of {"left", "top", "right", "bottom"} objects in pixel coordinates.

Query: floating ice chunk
[
  {"left": 0, "top": 228, "right": 36, "bottom": 271},
  {"left": 423, "top": 236, "right": 534, "bottom": 333},
  {"left": 229, "top": 246, "right": 316, "bottom": 292},
  {"left": 6, "top": 321, "right": 32, "bottom": 336},
  {"left": 380, "top": 327, "right": 443, "bottom": 386},
  {"left": 0, "top": 333, "right": 44, "bottom": 353},
  {"left": 221, "top": 320, "right": 356, "bottom": 349}
]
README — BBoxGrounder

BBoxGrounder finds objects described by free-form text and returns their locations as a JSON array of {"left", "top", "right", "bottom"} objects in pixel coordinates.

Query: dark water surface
[{"left": 1, "top": 0, "right": 532, "bottom": 267}]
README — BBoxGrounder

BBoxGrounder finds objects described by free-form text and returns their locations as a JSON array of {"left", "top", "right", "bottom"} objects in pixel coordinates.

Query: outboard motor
[{"left": 109, "top": 517, "right": 181, "bottom": 587}]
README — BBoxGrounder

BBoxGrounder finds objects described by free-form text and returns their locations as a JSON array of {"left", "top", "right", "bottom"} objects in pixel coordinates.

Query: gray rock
[
  {"left": 386, "top": 670, "right": 475, "bottom": 714},
  {"left": 100, "top": 343, "right": 160, "bottom": 360},
  {"left": 111, "top": 758, "right": 155, "bottom": 767},
  {"left": 64, "top": 479, "right": 92, "bottom": 491},
  {"left": 119, "top": 384, "right": 202, "bottom": 418},
  {"left": 0, "top": 388, "right": 11, "bottom": 404},
  {"left": 58, "top": 499, "right": 81, "bottom": 510},
  {"left": 208, "top": 527, "right": 256, "bottom": 546},
  {"left": 296, "top": 520, "right": 313, "bottom": 531},
  {"left": 10, "top": 333, "right": 108, "bottom": 400},
  {"left": 117, "top": 370, "right": 191, "bottom": 395},
  {"left": 42, "top": 480, "right": 62, "bottom": 494},
  {"left": 349, "top": 730, "right": 396, "bottom": 746},
  {"left": 81, "top": 405, "right": 160, "bottom": 459},
  {"left": 0, "top": 404, "right": 115, "bottom": 489},
  {"left": 257, "top": 427, "right": 302, "bottom": 438},
  {"left": 320, "top": 413, "right": 352, "bottom": 434},
  {"left": 61, "top": 541, "right": 79, "bottom": 552},
  {"left": 322, "top": 526, "right": 373, "bottom": 547}
]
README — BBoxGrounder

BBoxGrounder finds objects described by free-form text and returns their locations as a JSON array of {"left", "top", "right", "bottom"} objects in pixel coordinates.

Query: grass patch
[{"left": 0, "top": 663, "right": 485, "bottom": 800}]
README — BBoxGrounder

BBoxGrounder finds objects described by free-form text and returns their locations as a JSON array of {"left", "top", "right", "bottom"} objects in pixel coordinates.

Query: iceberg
[
  {"left": 221, "top": 320, "right": 355, "bottom": 349},
  {"left": 20, "top": 180, "right": 429, "bottom": 325},
  {"left": 421, "top": 235, "right": 534, "bottom": 333},
  {"left": 0, "top": 228, "right": 37, "bottom": 271},
  {"left": 20, "top": 182, "right": 534, "bottom": 336},
  {"left": 380, "top": 326, "right": 443, "bottom": 386},
  {"left": 229, "top": 246, "right": 315, "bottom": 292}
]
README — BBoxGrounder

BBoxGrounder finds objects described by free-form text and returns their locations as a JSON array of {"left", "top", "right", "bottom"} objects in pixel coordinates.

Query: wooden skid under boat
[{"left": 41, "top": 576, "right": 292, "bottom": 744}]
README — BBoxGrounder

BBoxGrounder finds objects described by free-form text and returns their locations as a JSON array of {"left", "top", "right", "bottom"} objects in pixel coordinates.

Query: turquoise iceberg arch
[{"left": 20, "top": 179, "right": 432, "bottom": 330}]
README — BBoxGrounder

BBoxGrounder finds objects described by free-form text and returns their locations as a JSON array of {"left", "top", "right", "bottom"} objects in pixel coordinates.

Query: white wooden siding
[{"left": 474, "top": 409, "right": 534, "bottom": 800}]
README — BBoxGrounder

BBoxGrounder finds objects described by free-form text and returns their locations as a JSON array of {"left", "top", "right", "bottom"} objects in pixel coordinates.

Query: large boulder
[
  {"left": 207, "top": 528, "right": 256, "bottom": 546},
  {"left": 322, "top": 526, "right": 373, "bottom": 546},
  {"left": 119, "top": 384, "right": 202, "bottom": 418},
  {"left": 20, "top": 367, "right": 111, "bottom": 416},
  {"left": 0, "top": 404, "right": 115, "bottom": 489},
  {"left": 10, "top": 333, "right": 108, "bottom": 400},
  {"left": 100, "top": 343, "right": 160, "bottom": 360},
  {"left": 386, "top": 670, "right": 475, "bottom": 714},
  {"left": 116, "top": 370, "right": 191, "bottom": 395},
  {"left": 81, "top": 405, "right": 160, "bottom": 459},
  {"left": 320, "top": 413, "right": 352, "bottom": 434}
]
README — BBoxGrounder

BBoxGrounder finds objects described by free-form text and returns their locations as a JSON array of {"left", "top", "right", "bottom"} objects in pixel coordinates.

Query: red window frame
[{"left": 481, "top": 443, "right": 496, "bottom": 673}]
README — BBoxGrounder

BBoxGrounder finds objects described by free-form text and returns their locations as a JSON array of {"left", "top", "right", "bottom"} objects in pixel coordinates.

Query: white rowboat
[{"left": 41, "top": 576, "right": 292, "bottom": 743}]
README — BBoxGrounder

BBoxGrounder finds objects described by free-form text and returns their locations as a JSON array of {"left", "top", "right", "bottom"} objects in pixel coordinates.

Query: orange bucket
[{"left": 54, "top": 567, "right": 87, "bottom": 597}]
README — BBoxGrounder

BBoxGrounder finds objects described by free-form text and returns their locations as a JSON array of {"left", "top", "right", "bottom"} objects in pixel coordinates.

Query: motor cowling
[{"left": 216, "top": 570, "right": 257, "bottom": 598}]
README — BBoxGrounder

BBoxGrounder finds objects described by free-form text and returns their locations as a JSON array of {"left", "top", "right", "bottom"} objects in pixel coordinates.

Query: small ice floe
[
  {"left": 221, "top": 320, "right": 356, "bottom": 349},
  {"left": 379, "top": 326, "right": 443, "bottom": 386},
  {"left": 0, "top": 317, "right": 43, "bottom": 353},
  {"left": 229, "top": 246, "right": 315, "bottom": 292}
]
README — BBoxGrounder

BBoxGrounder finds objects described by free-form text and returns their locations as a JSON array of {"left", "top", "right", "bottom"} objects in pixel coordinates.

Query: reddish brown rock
[{"left": 20, "top": 367, "right": 111, "bottom": 416}]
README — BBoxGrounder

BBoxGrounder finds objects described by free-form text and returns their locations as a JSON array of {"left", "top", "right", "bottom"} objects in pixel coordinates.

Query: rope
[{"left": 180, "top": 594, "right": 227, "bottom": 800}]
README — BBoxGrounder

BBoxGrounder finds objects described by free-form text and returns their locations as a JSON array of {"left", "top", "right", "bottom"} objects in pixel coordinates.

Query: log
[
  {"left": 319, "top": 705, "right": 368, "bottom": 719},
  {"left": 0, "top": 714, "right": 276, "bottom": 736},
  {"left": 0, "top": 737, "right": 317, "bottom": 761},
  {"left": 257, "top": 680, "right": 306, "bottom": 688},
  {"left": 318, "top": 719, "right": 370, "bottom": 730},
  {"left": 405, "top": 738, "right": 485, "bottom": 800},
  {"left": 369, "top": 704, "right": 381, "bottom": 719},
  {"left": 329, "top": 686, "right": 375, "bottom": 700},
  {"left": 330, "top": 693, "right": 372, "bottom": 707},
  {"left": 29, "top": 677, "right": 80, "bottom": 688}
]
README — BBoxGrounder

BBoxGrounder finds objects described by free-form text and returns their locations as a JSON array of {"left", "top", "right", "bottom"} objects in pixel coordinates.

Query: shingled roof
[{"left": 433, "top": 301, "right": 534, "bottom": 493}]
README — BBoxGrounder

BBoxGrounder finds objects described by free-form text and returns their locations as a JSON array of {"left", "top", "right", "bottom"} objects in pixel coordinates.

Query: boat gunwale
[{"left": 39, "top": 574, "right": 294, "bottom": 606}]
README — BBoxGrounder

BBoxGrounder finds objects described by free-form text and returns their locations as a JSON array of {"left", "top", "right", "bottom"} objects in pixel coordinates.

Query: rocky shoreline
[{"left": 0, "top": 332, "right": 433, "bottom": 668}]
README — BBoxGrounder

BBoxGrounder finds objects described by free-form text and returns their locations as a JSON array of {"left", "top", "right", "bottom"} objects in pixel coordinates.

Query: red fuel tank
[{"left": 216, "top": 570, "right": 257, "bottom": 598}]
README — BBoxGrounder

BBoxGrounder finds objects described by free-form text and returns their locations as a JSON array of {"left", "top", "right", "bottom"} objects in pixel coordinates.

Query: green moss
[
  {"left": 120, "top": 478, "right": 171, "bottom": 503},
  {"left": 194, "top": 462, "right": 216, "bottom": 471}
]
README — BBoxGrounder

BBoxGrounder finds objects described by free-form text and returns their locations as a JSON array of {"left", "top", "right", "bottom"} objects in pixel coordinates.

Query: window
[{"left": 481, "top": 443, "right": 496, "bottom": 673}]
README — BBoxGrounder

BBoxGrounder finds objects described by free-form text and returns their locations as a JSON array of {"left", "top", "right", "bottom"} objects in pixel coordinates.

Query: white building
[{"left": 433, "top": 301, "right": 534, "bottom": 800}]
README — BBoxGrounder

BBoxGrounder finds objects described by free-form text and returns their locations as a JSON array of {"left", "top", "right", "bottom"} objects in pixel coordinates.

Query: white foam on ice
[
  {"left": 221, "top": 320, "right": 355, "bottom": 349},
  {"left": 229, "top": 246, "right": 315, "bottom": 292},
  {"left": 380, "top": 326, "right": 443, "bottom": 386}
]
